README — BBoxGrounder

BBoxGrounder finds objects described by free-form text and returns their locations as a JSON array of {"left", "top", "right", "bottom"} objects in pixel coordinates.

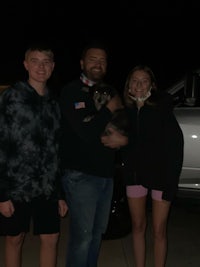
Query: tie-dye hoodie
[{"left": 0, "top": 81, "right": 62, "bottom": 202}]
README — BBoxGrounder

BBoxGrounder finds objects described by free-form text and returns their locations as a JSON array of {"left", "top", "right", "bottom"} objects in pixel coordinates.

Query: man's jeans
[{"left": 62, "top": 169, "right": 113, "bottom": 267}]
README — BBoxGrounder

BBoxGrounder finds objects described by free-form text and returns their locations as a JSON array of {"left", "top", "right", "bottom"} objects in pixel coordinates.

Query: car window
[{"left": 168, "top": 70, "right": 200, "bottom": 108}]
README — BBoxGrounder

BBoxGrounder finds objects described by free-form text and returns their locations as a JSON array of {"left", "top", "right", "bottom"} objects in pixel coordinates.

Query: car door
[{"left": 174, "top": 107, "right": 200, "bottom": 191}]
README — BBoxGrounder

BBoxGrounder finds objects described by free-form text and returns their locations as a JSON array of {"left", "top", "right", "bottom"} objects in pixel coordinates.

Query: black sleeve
[{"left": 0, "top": 89, "right": 12, "bottom": 201}]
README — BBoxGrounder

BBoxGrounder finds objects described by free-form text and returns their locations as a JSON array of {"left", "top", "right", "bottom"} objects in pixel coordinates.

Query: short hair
[
  {"left": 24, "top": 41, "right": 54, "bottom": 61},
  {"left": 81, "top": 40, "right": 109, "bottom": 60}
]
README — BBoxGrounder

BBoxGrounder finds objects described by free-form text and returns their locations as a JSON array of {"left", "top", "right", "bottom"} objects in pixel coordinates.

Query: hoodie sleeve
[{"left": 0, "top": 89, "right": 12, "bottom": 201}]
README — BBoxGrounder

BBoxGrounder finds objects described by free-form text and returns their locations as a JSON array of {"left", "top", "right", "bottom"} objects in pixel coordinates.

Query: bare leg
[
  {"left": 152, "top": 199, "right": 171, "bottom": 267},
  {"left": 128, "top": 196, "right": 147, "bottom": 267},
  {"left": 5, "top": 233, "right": 25, "bottom": 267},
  {"left": 39, "top": 233, "right": 59, "bottom": 267}
]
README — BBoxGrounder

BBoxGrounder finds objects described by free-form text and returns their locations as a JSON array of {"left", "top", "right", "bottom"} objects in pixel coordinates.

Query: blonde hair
[{"left": 25, "top": 43, "right": 54, "bottom": 61}]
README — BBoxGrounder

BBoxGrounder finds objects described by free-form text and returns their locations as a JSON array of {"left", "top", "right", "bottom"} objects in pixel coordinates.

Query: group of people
[{"left": 0, "top": 41, "right": 184, "bottom": 267}]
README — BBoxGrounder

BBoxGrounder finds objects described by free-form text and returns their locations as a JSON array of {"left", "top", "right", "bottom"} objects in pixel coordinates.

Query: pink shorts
[{"left": 126, "top": 185, "right": 163, "bottom": 201}]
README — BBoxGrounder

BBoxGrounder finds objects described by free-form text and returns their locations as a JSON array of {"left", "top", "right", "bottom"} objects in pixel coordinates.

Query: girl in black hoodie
[{"left": 121, "top": 65, "right": 184, "bottom": 267}]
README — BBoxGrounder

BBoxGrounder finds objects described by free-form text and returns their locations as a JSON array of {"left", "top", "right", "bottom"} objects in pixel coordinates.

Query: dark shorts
[{"left": 0, "top": 198, "right": 60, "bottom": 236}]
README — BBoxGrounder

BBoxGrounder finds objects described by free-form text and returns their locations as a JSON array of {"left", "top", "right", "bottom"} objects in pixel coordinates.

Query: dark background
[{"left": 1, "top": 1, "right": 200, "bottom": 94}]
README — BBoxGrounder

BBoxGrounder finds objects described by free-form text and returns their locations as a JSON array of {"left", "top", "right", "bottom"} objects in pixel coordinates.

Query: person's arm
[
  {"left": 0, "top": 92, "right": 15, "bottom": 216},
  {"left": 0, "top": 89, "right": 12, "bottom": 202}
]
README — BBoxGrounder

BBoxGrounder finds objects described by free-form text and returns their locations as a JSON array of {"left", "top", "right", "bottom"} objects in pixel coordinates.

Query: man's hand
[{"left": 101, "top": 128, "right": 128, "bottom": 149}]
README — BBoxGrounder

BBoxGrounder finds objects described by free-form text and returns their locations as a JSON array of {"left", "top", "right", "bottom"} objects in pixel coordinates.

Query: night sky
[{"left": 1, "top": 1, "right": 200, "bottom": 94}]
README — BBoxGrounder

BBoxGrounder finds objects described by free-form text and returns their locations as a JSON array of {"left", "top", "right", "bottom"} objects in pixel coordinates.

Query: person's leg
[
  {"left": 88, "top": 177, "right": 113, "bottom": 267},
  {"left": 0, "top": 201, "right": 30, "bottom": 267},
  {"left": 5, "top": 233, "right": 25, "bottom": 267},
  {"left": 39, "top": 233, "right": 59, "bottom": 267},
  {"left": 33, "top": 198, "right": 60, "bottom": 267},
  {"left": 151, "top": 190, "right": 171, "bottom": 267},
  {"left": 62, "top": 170, "right": 112, "bottom": 267},
  {"left": 126, "top": 185, "right": 147, "bottom": 267}
]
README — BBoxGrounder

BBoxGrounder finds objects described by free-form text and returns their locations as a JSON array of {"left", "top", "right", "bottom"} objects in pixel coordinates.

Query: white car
[{"left": 168, "top": 68, "right": 200, "bottom": 198}]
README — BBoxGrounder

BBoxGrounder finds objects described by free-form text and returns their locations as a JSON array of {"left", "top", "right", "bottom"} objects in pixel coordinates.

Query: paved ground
[{"left": 0, "top": 197, "right": 200, "bottom": 267}]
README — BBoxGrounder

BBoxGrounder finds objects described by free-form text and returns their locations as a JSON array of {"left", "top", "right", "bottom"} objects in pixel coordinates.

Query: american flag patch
[{"left": 74, "top": 102, "right": 85, "bottom": 109}]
